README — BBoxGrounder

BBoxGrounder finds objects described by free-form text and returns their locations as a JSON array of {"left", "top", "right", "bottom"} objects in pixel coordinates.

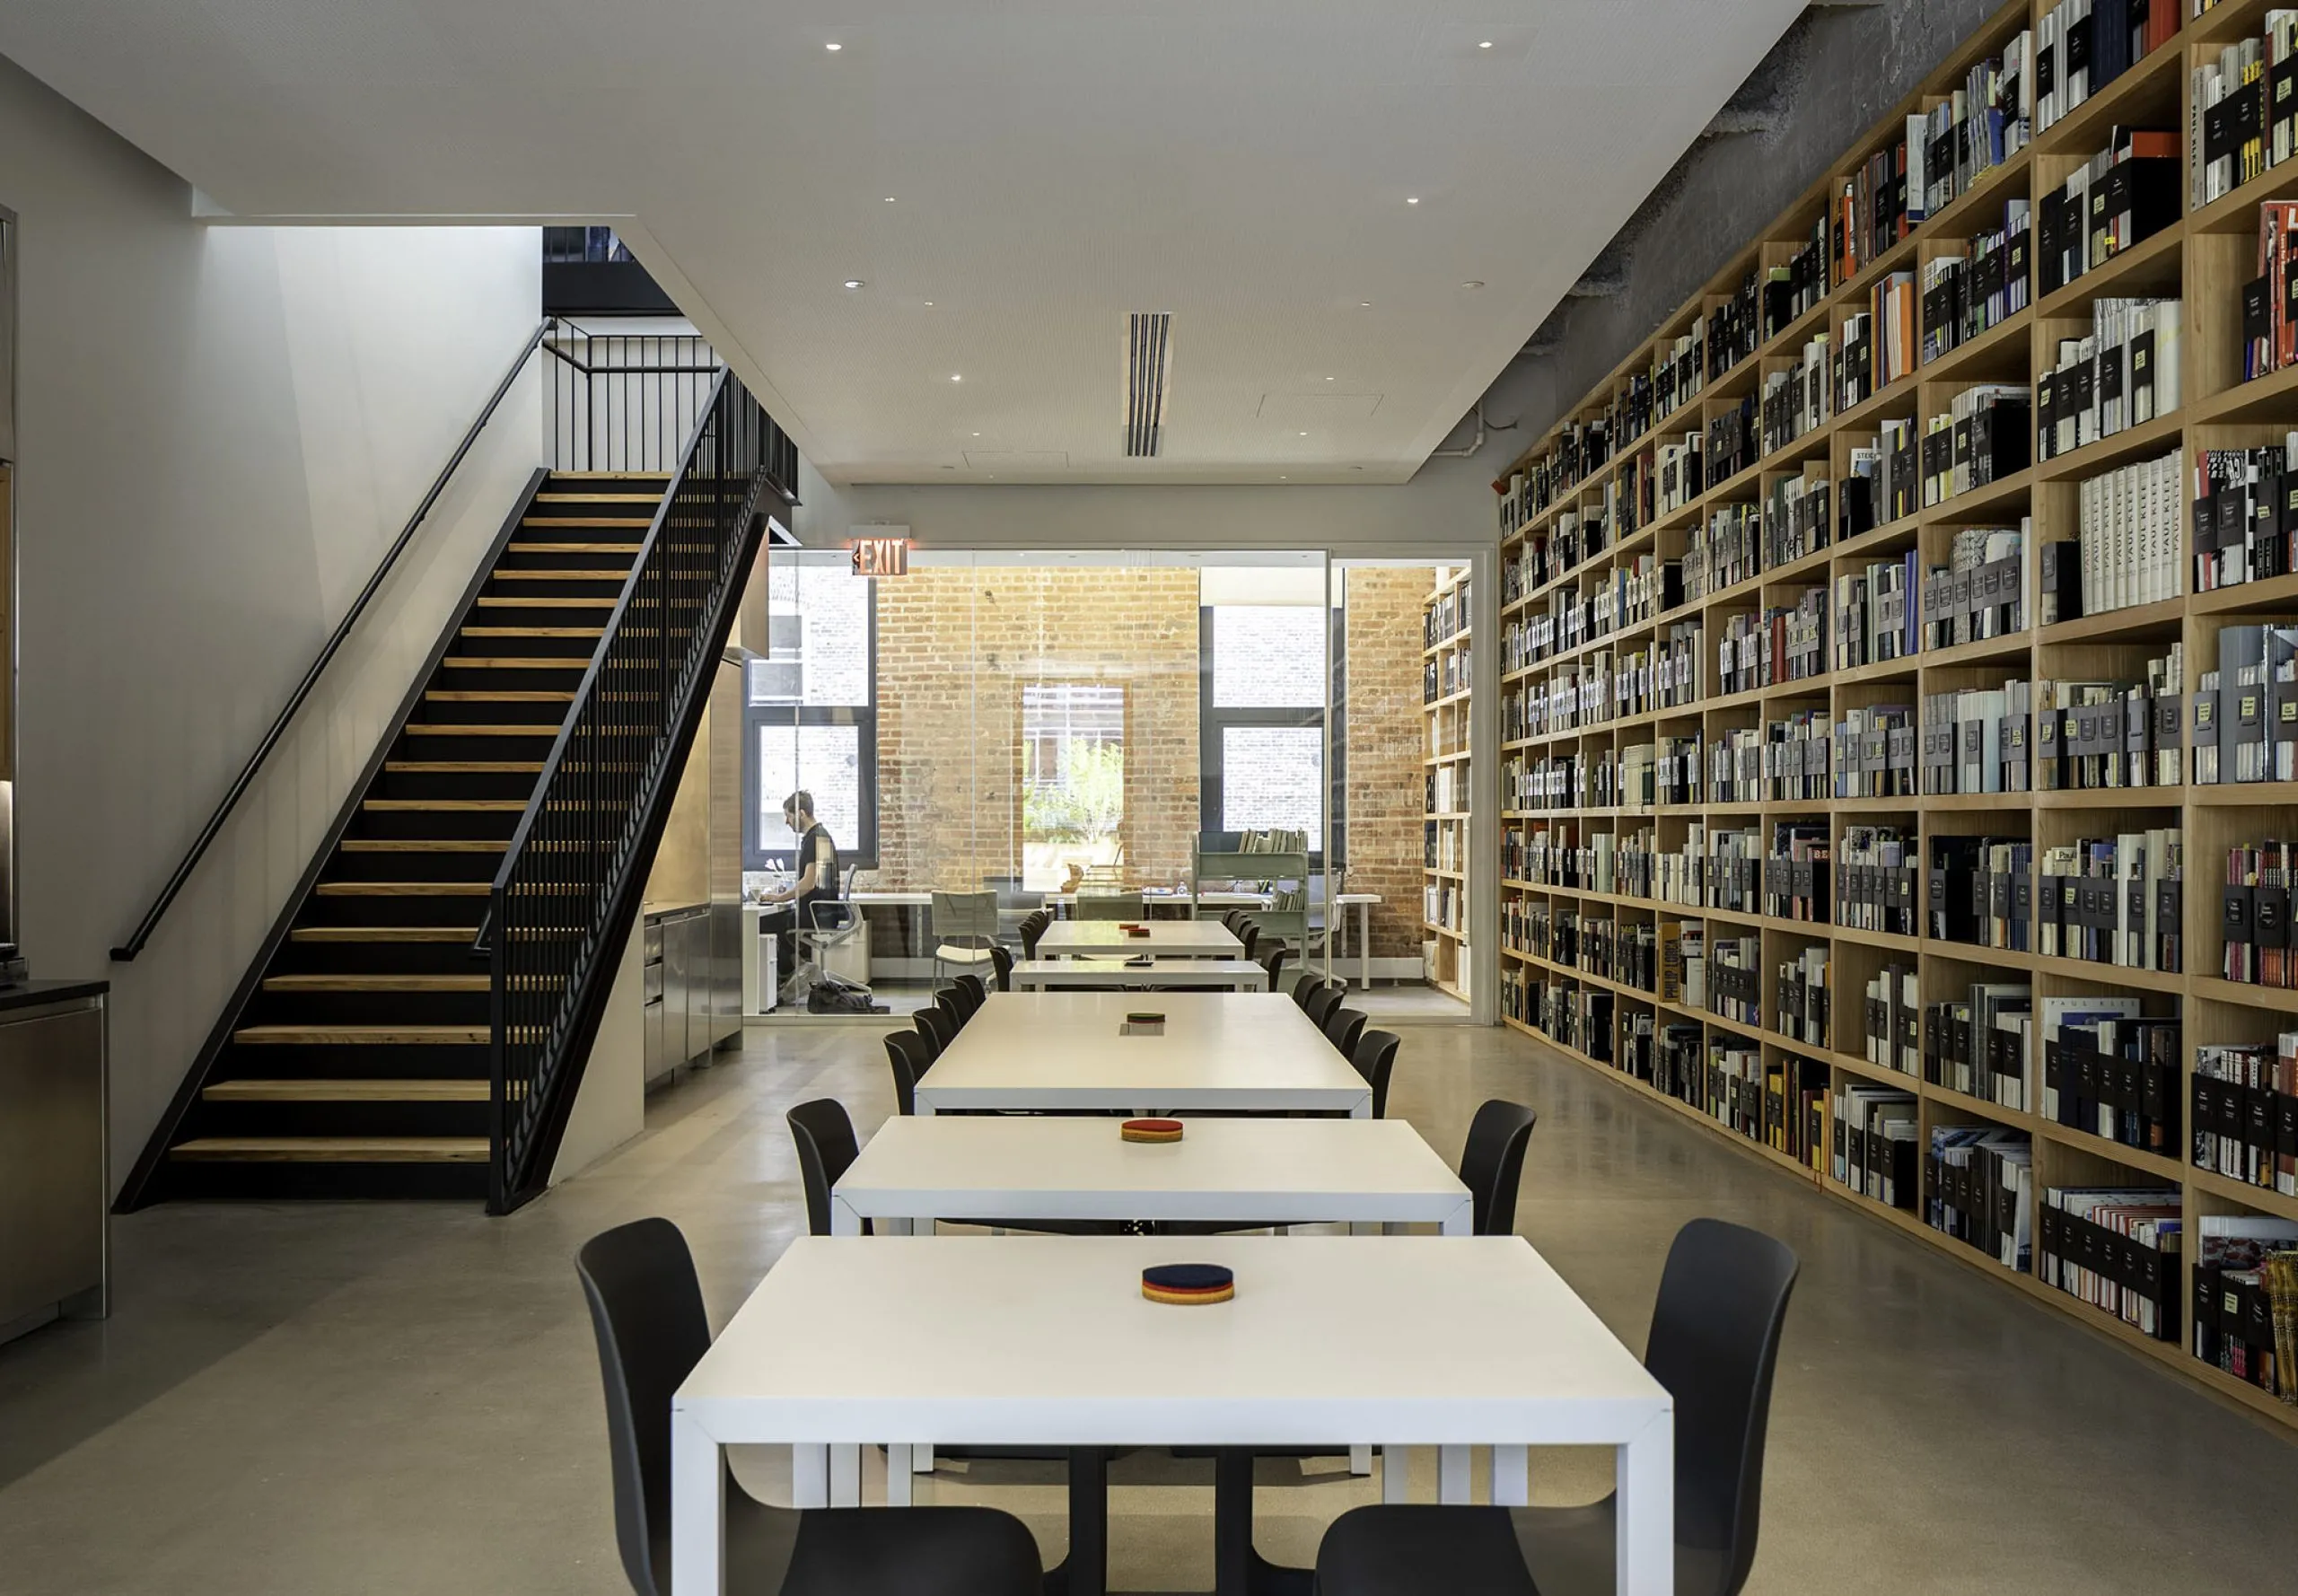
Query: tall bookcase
[
  {"left": 1493, "top": 0, "right": 2298, "bottom": 1433},
  {"left": 1425, "top": 567, "right": 1473, "bottom": 1000}
]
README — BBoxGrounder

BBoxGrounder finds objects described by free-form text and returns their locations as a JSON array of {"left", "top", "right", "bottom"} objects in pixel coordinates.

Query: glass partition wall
[{"left": 741, "top": 547, "right": 1464, "bottom": 1021}]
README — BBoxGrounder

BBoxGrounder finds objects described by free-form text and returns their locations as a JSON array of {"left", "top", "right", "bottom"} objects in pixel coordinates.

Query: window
[
  {"left": 1019, "top": 684, "right": 1127, "bottom": 890},
  {"left": 745, "top": 559, "right": 878, "bottom": 870},
  {"left": 1200, "top": 604, "right": 1326, "bottom": 856}
]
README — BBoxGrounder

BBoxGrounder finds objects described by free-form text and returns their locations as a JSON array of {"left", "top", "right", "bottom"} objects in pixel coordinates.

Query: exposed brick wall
[
  {"left": 871, "top": 567, "right": 1201, "bottom": 891},
  {"left": 1343, "top": 566, "right": 1441, "bottom": 960}
]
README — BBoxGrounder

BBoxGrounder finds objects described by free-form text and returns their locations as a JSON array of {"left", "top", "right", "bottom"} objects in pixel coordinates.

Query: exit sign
[{"left": 849, "top": 531, "right": 910, "bottom": 577}]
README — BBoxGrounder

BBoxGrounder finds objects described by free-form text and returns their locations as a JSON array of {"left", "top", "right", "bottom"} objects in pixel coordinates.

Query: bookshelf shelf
[
  {"left": 1489, "top": 0, "right": 2298, "bottom": 1430},
  {"left": 1425, "top": 567, "right": 1473, "bottom": 1000}
]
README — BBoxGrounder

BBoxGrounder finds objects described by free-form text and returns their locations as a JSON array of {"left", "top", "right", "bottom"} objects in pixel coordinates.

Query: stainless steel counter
[
  {"left": 0, "top": 982, "right": 110, "bottom": 1346},
  {"left": 642, "top": 905, "right": 739, "bottom": 1086}
]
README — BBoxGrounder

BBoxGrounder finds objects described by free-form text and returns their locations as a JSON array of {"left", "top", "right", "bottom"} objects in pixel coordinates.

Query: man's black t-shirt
[{"left": 795, "top": 820, "right": 841, "bottom": 924}]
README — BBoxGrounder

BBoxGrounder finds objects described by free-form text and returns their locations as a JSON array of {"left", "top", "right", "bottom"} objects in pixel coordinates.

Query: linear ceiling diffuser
[{"left": 1125, "top": 312, "right": 1172, "bottom": 458}]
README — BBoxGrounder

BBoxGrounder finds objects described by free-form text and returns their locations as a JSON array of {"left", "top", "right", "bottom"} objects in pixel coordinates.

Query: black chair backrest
[
  {"left": 1239, "top": 924, "right": 1261, "bottom": 960},
  {"left": 574, "top": 1216, "right": 711, "bottom": 1596},
  {"left": 1223, "top": 909, "right": 1246, "bottom": 932},
  {"left": 952, "top": 974, "right": 987, "bottom": 1015},
  {"left": 1459, "top": 1098, "right": 1537, "bottom": 1238},
  {"left": 1263, "top": 944, "right": 1292, "bottom": 990},
  {"left": 1020, "top": 911, "right": 1049, "bottom": 960},
  {"left": 1303, "top": 985, "right": 1344, "bottom": 1031},
  {"left": 1354, "top": 1029, "right": 1400, "bottom": 1118},
  {"left": 786, "top": 1098, "right": 863, "bottom": 1237},
  {"left": 1323, "top": 1005, "right": 1367, "bottom": 1057},
  {"left": 915, "top": 1006, "right": 955, "bottom": 1057},
  {"left": 1291, "top": 975, "right": 1327, "bottom": 1013},
  {"left": 934, "top": 990, "right": 968, "bottom": 1031},
  {"left": 991, "top": 943, "right": 1014, "bottom": 991},
  {"left": 1648, "top": 1219, "right": 1800, "bottom": 1592},
  {"left": 885, "top": 1030, "right": 933, "bottom": 1117}
]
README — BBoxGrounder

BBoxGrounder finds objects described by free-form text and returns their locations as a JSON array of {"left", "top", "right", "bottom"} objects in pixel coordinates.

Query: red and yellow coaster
[
  {"left": 1121, "top": 1118, "right": 1184, "bottom": 1144},
  {"left": 1125, "top": 925, "right": 1152, "bottom": 938},
  {"left": 1142, "top": 1263, "right": 1234, "bottom": 1306}
]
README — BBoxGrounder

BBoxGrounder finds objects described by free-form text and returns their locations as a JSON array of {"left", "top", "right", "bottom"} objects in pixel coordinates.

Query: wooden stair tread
[
  {"left": 489, "top": 570, "right": 636, "bottom": 582},
  {"left": 474, "top": 597, "right": 618, "bottom": 609},
  {"left": 533, "top": 493, "right": 662, "bottom": 504},
  {"left": 291, "top": 925, "right": 479, "bottom": 943},
  {"left": 460, "top": 626, "right": 608, "bottom": 637},
  {"left": 548, "top": 470, "right": 671, "bottom": 479},
  {"left": 203, "top": 1078, "right": 487, "bottom": 1101},
  {"left": 504, "top": 541, "right": 640, "bottom": 554},
  {"left": 315, "top": 881, "right": 492, "bottom": 896},
  {"left": 400, "top": 724, "right": 562, "bottom": 737},
  {"left": 427, "top": 690, "right": 578, "bottom": 701},
  {"left": 233, "top": 1023, "right": 487, "bottom": 1044},
  {"left": 339, "top": 838, "right": 507, "bottom": 852},
  {"left": 261, "top": 973, "right": 489, "bottom": 992},
  {"left": 383, "top": 760, "right": 545, "bottom": 773},
  {"left": 521, "top": 516, "right": 653, "bottom": 527},
  {"left": 439, "top": 656, "right": 595, "bottom": 668},
  {"left": 171, "top": 1136, "right": 489, "bottom": 1163},
  {"left": 365, "top": 798, "right": 527, "bottom": 810}
]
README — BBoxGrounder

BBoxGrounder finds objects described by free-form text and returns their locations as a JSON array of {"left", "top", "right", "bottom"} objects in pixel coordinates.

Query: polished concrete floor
[{"left": 2, "top": 1020, "right": 2294, "bottom": 1593}]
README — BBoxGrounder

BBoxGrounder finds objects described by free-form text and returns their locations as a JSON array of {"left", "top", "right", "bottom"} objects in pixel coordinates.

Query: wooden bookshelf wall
[
  {"left": 1424, "top": 566, "right": 1472, "bottom": 1001},
  {"left": 1491, "top": 0, "right": 2298, "bottom": 1431}
]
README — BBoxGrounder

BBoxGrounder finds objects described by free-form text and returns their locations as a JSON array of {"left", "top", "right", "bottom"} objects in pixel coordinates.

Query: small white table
[
  {"left": 671, "top": 1237, "right": 1673, "bottom": 1595},
  {"left": 1011, "top": 958, "right": 1268, "bottom": 992},
  {"left": 831, "top": 1117, "right": 1470, "bottom": 1235},
  {"left": 1329, "top": 891, "right": 1381, "bottom": 989},
  {"left": 1037, "top": 920, "right": 1245, "bottom": 960},
  {"left": 913, "top": 992, "right": 1371, "bottom": 1118}
]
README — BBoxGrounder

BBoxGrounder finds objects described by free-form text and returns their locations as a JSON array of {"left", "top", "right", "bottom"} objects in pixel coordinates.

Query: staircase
[{"left": 146, "top": 472, "right": 670, "bottom": 1200}]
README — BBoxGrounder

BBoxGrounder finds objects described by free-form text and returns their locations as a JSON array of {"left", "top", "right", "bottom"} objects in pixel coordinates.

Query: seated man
[{"left": 756, "top": 790, "right": 841, "bottom": 1000}]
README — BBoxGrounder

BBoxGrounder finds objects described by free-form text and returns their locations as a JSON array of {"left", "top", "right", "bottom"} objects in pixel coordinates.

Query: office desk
[
  {"left": 913, "top": 992, "right": 1369, "bottom": 1118},
  {"left": 1036, "top": 920, "right": 1243, "bottom": 960},
  {"left": 1010, "top": 958, "right": 1267, "bottom": 992},
  {"left": 671, "top": 1237, "right": 1673, "bottom": 1596}
]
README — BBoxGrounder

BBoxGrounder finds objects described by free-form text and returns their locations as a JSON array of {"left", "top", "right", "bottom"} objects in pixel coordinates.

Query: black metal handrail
[
  {"left": 485, "top": 368, "right": 777, "bottom": 1211},
  {"left": 110, "top": 320, "right": 552, "bottom": 961}
]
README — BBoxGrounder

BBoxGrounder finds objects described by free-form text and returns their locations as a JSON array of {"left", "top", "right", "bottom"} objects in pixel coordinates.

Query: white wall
[
  {"left": 0, "top": 55, "right": 545, "bottom": 1180},
  {"left": 549, "top": 918, "right": 645, "bottom": 1187}
]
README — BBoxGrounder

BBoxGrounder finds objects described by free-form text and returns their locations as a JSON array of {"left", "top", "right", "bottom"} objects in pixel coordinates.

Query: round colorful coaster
[
  {"left": 1121, "top": 1118, "right": 1184, "bottom": 1144},
  {"left": 1142, "top": 1262, "right": 1234, "bottom": 1306}
]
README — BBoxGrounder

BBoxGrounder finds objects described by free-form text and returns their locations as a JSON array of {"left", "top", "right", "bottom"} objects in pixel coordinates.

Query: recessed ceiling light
[
  {"left": 1478, "top": 40, "right": 1494, "bottom": 49},
  {"left": 883, "top": 196, "right": 897, "bottom": 203},
  {"left": 1359, "top": 302, "right": 1373, "bottom": 308},
  {"left": 923, "top": 300, "right": 934, "bottom": 306},
  {"left": 843, "top": 279, "right": 865, "bottom": 289},
  {"left": 950, "top": 373, "right": 962, "bottom": 382},
  {"left": 1462, "top": 280, "right": 1485, "bottom": 289},
  {"left": 1298, "top": 431, "right": 1310, "bottom": 437},
  {"left": 825, "top": 40, "right": 843, "bottom": 51},
  {"left": 1406, "top": 197, "right": 1420, "bottom": 205},
  {"left": 1325, "top": 376, "right": 1336, "bottom": 381},
  {"left": 972, "top": 431, "right": 981, "bottom": 436}
]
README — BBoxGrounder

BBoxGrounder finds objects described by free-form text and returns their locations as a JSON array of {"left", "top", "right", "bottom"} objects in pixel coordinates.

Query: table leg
[
  {"left": 830, "top": 1196, "right": 864, "bottom": 1236},
  {"left": 1357, "top": 903, "right": 1371, "bottom": 992},
  {"left": 1493, "top": 1445, "right": 1529, "bottom": 1507},
  {"left": 885, "top": 1444, "right": 912, "bottom": 1505},
  {"left": 1349, "top": 1443, "right": 1372, "bottom": 1476},
  {"left": 830, "top": 1443, "right": 861, "bottom": 1506},
  {"left": 1439, "top": 1200, "right": 1474, "bottom": 1237},
  {"left": 1381, "top": 1446, "right": 1409, "bottom": 1504},
  {"left": 1350, "top": 1096, "right": 1372, "bottom": 1119},
  {"left": 671, "top": 1411, "right": 723, "bottom": 1596},
  {"left": 1214, "top": 1450, "right": 1313, "bottom": 1596},
  {"left": 793, "top": 1443, "right": 828, "bottom": 1509},
  {"left": 1438, "top": 1445, "right": 1469, "bottom": 1504},
  {"left": 1043, "top": 1446, "right": 1109, "bottom": 1596},
  {"left": 914, "top": 1445, "right": 934, "bottom": 1474},
  {"left": 1616, "top": 1411, "right": 1674, "bottom": 1596}
]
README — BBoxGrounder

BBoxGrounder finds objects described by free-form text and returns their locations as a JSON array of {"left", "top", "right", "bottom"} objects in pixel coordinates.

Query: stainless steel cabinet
[{"left": 0, "top": 990, "right": 109, "bottom": 1343}]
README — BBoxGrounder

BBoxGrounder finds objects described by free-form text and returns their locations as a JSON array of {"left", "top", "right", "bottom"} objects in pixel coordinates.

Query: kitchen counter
[{"left": 0, "top": 978, "right": 110, "bottom": 1013}]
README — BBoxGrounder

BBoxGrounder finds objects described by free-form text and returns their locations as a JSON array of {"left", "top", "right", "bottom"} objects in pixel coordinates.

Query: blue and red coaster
[
  {"left": 1121, "top": 1118, "right": 1184, "bottom": 1144},
  {"left": 1142, "top": 1263, "right": 1234, "bottom": 1306}
]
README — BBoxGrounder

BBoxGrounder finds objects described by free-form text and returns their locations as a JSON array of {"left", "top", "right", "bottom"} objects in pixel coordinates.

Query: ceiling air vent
[{"left": 1125, "top": 312, "right": 1172, "bottom": 458}]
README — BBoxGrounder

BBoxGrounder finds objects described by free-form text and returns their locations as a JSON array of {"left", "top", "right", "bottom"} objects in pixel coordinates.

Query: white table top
[
  {"left": 913, "top": 991, "right": 1370, "bottom": 1116},
  {"left": 1011, "top": 958, "right": 1267, "bottom": 990},
  {"left": 1038, "top": 920, "right": 1245, "bottom": 959},
  {"left": 833, "top": 1117, "right": 1471, "bottom": 1231},
  {"left": 678, "top": 1236, "right": 1667, "bottom": 1447}
]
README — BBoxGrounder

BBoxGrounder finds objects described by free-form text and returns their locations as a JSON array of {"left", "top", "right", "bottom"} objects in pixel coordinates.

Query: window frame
[
  {"left": 1197, "top": 605, "right": 1327, "bottom": 868},
  {"left": 741, "top": 575, "right": 881, "bottom": 873}
]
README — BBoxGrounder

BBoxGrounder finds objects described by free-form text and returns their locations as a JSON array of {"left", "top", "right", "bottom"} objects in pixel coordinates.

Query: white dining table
[
  {"left": 1036, "top": 919, "right": 1244, "bottom": 959},
  {"left": 831, "top": 1116, "right": 1471, "bottom": 1235},
  {"left": 1010, "top": 957, "right": 1268, "bottom": 992},
  {"left": 671, "top": 1236, "right": 1674, "bottom": 1595},
  {"left": 911, "top": 991, "right": 1371, "bottom": 1118}
]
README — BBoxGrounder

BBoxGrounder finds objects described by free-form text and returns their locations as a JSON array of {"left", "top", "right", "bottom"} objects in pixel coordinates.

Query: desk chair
[
  {"left": 795, "top": 899, "right": 864, "bottom": 985},
  {"left": 1460, "top": 1099, "right": 1537, "bottom": 1237},
  {"left": 1018, "top": 909, "right": 1051, "bottom": 959},
  {"left": 1322, "top": 1004, "right": 1367, "bottom": 1058},
  {"left": 913, "top": 1006, "right": 955, "bottom": 1059},
  {"left": 990, "top": 943, "right": 1014, "bottom": 991},
  {"left": 1260, "top": 943, "right": 1292, "bottom": 992},
  {"left": 883, "top": 1030, "right": 932, "bottom": 1118},
  {"left": 1314, "top": 1219, "right": 1800, "bottom": 1596},
  {"left": 1075, "top": 892, "right": 1144, "bottom": 921},
  {"left": 575, "top": 1218, "right": 1040, "bottom": 1596},
  {"left": 1238, "top": 922, "right": 1262, "bottom": 961},
  {"left": 1304, "top": 984, "right": 1345, "bottom": 1032},
  {"left": 1353, "top": 1029, "right": 1399, "bottom": 1118},
  {"left": 950, "top": 974, "right": 988, "bottom": 1019},
  {"left": 1292, "top": 976, "right": 1330, "bottom": 1013},
  {"left": 932, "top": 992, "right": 968, "bottom": 1040},
  {"left": 786, "top": 1100, "right": 866, "bottom": 1237},
  {"left": 930, "top": 890, "right": 999, "bottom": 993}
]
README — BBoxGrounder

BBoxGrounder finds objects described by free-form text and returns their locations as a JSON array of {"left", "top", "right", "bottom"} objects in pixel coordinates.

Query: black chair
[
  {"left": 1223, "top": 908, "right": 1248, "bottom": 932},
  {"left": 934, "top": 991, "right": 968, "bottom": 1035},
  {"left": 914, "top": 1006, "right": 954, "bottom": 1058},
  {"left": 1313, "top": 1219, "right": 1801, "bottom": 1596},
  {"left": 952, "top": 974, "right": 987, "bottom": 1017},
  {"left": 1323, "top": 1005, "right": 1367, "bottom": 1058},
  {"left": 1354, "top": 1029, "right": 1400, "bottom": 1119},
  {"left": 1238, "top": 923, "right": 1262, "bottom": 961},
  {"left": 786, "top": 1100, "right": 866, "bottom": 1237},
  {"left": 1290, "top": 975, "right": 1325, "bottom": 1013},
  {"left": 990, "top": 943, "right": 1014, "bottom": 991},
  {"left": 1019, "top": 910, "right": 1050, "bottom": 960},
  {"left": 1460, "top": 1098, "right": 1537, "bottom": 1237},
  {"left": 1304, "top": 985, "right": 1345, "bottom": 1032},
  {"left": 883, "top": 1031, "right": 932, "bottom": 1118},
  {"left": 575, "top": 1218, "right": 1042, "bottom": 1596},
  {"left": 1261, "top": 944, "right": 1292, "bottom": 994}
]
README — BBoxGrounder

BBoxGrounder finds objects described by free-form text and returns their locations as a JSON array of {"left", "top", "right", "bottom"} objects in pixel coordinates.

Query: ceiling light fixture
[
  {"left": 1325, "top": 376, "right": 1336, "bottom": 381},
  {"left": 923, "top": 300, "right": 934, "bottom": 306},
  {"left": 844, "top": 279, "right": 865, "bottom": 289},
  {"left": 950, "top": 373, "right": 962, "bottom": 382},
  {"left": 1462, "top": 280, "right": 1485, "bottom": 289},
  {"left": 825, "top": 40, "right": 843, "bottom": 51},
  {"left": 1406, "top": 196, "right": 1420, "bottom": 205},
  {"left": 1478, "top": 40, "right": 1494, "bottom": 49},
  {"left": 972, "top": 431, "right": 981, "bottom": 436},
  {"left": 883, "top": 196, "right": 897, "bottom": 203},
  {"left": 1298, "top": 430, "right": 1310, "bottom": 437}
]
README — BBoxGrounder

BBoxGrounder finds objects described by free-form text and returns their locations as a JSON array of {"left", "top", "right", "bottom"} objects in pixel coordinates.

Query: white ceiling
[{"left": 0, "top": 0, "right": 1805, "bottom": 486}]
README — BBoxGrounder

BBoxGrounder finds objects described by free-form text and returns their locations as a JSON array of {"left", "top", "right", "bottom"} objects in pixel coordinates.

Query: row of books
[
  {"left": 2192, "top": 20, "right": 2298, "bottom": 209},
  {"left": 1929, "top": 1127, "right": 2031, "bottom": 1272},
  {"left": 2040, "top": 1186, "right": 2180, "bottom": 1340},
  {"left": 2037, "top": 829, "right": 2184, "bottom": 973},
  {"left": 2034, "top": 297, "right": 2181, "bottom": 460},
  {"left": 2031, "top": 653, "right": 2185, "bottom": 792},
  {"left": 2075, "top": 448, "right": 2185, "bottom": 614},
  {"left": 1918, "top": 199, "right": 2033, "bottom": 362},
  {"left": 2193, "top": 438, "right": 2298, "bottom": 592},
  {"left": 1919, "top": 682, "right": 2037, "bottom": 796},
  {"left": 2035, "top": 3, "right": 2179, "bottom": 136},
  {"left": 2194, "top": 623, "right": 2298, "bottom": 785},
  {"left": 2243, "top": 200, "right": 2298, "bottom": 381},
  {"left": 2190, "top": 1040, "right": 2298, "bottom": 1197},
  {"left": 2223, "top": 840, "right": 2298, "bottom": 986},
  {"left": 2192, "top": 1215, "right": 2298, "bottom": 1404}
]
